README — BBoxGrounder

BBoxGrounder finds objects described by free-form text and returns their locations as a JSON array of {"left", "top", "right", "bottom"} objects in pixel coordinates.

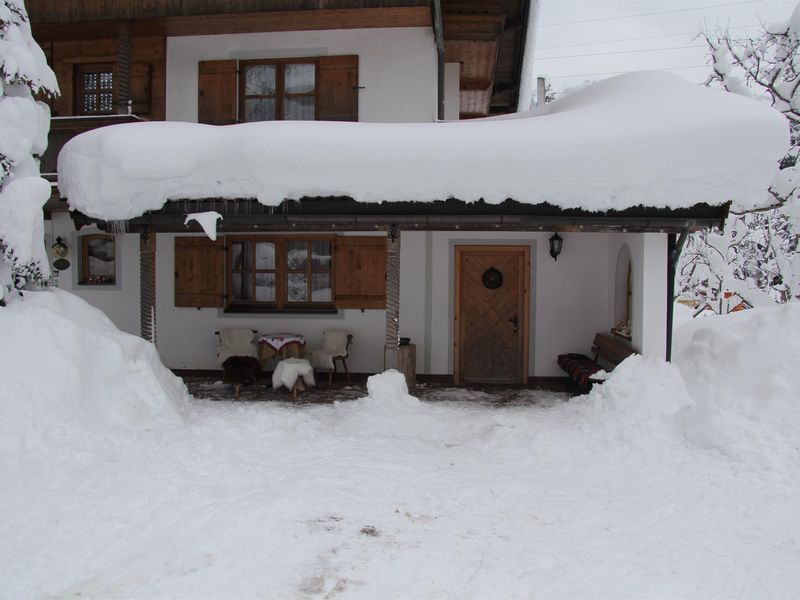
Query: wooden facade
[{"left": 30, "top": 0, "right": 531, "bottom": 120}]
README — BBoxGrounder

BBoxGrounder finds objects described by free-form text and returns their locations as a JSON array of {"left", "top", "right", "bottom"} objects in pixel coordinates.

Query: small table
[{"left": 257, "top": 333, "right": 306, "bottom": 364}]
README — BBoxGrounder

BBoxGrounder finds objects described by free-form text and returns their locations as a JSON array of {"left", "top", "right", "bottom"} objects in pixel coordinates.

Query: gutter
[
  {"left": 516, "top": 0, "right": 540, "bottom": 111},
  {"left": 431, "top": 0, "right": 445, "bottom": 121}
]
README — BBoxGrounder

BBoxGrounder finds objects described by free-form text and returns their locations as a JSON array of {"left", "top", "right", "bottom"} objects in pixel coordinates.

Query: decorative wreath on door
[{"left": 482, "top": 267, "right": 503, "bottom": 290}]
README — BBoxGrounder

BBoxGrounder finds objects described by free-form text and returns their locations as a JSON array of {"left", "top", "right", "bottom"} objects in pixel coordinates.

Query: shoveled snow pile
[
  {"left": 58, "top": 71, "right": 787, "bottom": 220},
  {"left": 0, "top": 289, "right": 188, "bottom": 453},
  {"left": 674, "top": 302, "right": 800, "bottom": 469},
  {"left": 2, "top": 301, "right": 799, "bottom": 597}
]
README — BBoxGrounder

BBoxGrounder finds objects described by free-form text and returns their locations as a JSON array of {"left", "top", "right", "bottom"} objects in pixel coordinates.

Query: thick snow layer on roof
[{"left": 58, "top": 71, "right": 788, "bottom": 221}]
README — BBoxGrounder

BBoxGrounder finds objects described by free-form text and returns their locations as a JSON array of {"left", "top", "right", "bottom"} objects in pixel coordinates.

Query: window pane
[
  {"left": 83, "top": 72, "right": 97, "bottom": 90},
  {"left": 244, "top": 64, "right": 276, "bottom": 96},
  {"left": 231, "top": 242, "right": 243, "bottom": 269},
  {"left": 255, "top": 273, "right": 275, "bottom": 302},
  {"left": 87, "top": 238, "right": 115, "bottom": 278},
  {"left": 255, "top": 242, "right": 275, "bottom": 269},
  {"left": 312, "top": 273, "right": 331, "bottom": 302},
  {"left": 284, "top": 96, "right": 315, "bottom": 120},
  {"left": 83, "top": 95, "right": 97, "bottom": 113},
  {"left": 311, "top": 240, "right": 331, "bottom": 269},
  {"left": 232, "top": 273, "right": 253, "bottom": 301},
  {"left": 99, "top": 93, "right": 113, "bottom": 112},
  {"left": 245, "top": 98, "right": 275, "bottom": 122},
  {"left": 231, "top": 241, "right": 253, "bottom": 270},
  {"left": 288, "top": 273, "right": 307, "bottom": 302},
  {"left": 99, "top": 72, "right": 113, "bottom": 90},
  {"left": 287, "top": 240, "right": 307, "bottom": 270},
  {"left": 284, "top": 63, "right": 315, "bottom": 94}
]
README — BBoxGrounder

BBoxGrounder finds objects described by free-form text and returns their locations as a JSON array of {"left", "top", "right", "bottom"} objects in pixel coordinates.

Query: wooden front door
[{"left": 454, "top": 245, "right": 530, "bottom": 384}]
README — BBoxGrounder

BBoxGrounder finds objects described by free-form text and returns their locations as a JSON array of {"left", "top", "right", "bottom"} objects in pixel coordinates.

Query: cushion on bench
[{"left": 557, "top": 353, "right": 602, "bottom": 389}]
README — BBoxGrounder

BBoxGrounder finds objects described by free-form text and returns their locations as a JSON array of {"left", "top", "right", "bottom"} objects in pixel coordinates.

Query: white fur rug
[{"left": 272, "top": 358, "right": 315, "bottom": 391}]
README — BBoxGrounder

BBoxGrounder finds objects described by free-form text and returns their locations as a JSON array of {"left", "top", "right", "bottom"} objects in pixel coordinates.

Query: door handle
[{"left": 509, "top": 315, "right": 519, "bottom": 333}]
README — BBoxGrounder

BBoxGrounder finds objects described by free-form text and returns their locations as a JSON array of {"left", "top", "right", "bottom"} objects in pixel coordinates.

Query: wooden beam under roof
[
  {"left": 27, "top": 0, "right": 430, "bottom": 23},
  {"left": 441, "top": 0, "right": 530, "bottom": 119},
  {"left": 31, "top": 6, "right": 431, "bottom": 41}
]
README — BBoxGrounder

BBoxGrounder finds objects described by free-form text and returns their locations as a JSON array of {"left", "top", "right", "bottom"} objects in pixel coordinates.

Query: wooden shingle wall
[{"left": 41, "top": 36, "right": 166, "bottom": 120}]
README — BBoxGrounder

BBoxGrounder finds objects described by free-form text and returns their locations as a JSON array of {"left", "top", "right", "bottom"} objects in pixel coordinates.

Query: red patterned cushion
[{"left": 557, "top": 353, "right": 601, "bottom": 389}]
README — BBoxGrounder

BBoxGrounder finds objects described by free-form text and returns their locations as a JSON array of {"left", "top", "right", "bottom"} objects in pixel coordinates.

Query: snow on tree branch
[
  {"left": 0, "top": 0, "right": 59, "bottom": 303},
  {"left": 680, "top": 3, "right": 800, "bottom": 308}
]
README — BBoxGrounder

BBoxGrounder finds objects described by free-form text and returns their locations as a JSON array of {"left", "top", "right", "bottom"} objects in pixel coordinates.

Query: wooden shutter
[
  {"left": 334, "top": 236, "right": 386, "bottom": 309},
  {"left": 175, "top": 237, "right": 225, "bottom": 307},
  {"left": 198, "top": 60, "right": 238, "bottom": 125},
  {"left": 318, "top": 55, "right": 359, "bottom": 121},
  {"left": 130, "top": 62, "right": 151, "bottom": 115}
]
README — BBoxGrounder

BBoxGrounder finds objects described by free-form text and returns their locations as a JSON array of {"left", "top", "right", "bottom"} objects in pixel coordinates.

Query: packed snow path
[{"left": 4, "top": 386, "right": 798, "bottom": 598}]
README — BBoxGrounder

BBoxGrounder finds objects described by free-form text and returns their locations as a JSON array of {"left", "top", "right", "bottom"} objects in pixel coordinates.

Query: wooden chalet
[{"left": 34, "top": 0, "right": 728, "bottom": 385}]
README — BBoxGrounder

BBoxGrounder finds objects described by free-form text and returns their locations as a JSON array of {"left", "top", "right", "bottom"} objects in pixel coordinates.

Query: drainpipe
[
  {"left": 431, "top": 0, "right": 445, "bottom": 121},
  {"left": 537, "top": 76, "right": 546, "bottom": 107},
  {"left": 666, "top": 230, "right": 689, "bottom": 361}
]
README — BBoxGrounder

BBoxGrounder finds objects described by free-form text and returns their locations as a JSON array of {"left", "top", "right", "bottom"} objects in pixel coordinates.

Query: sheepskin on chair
[
  {"left": 272, "top": 358, "right": 315, "bottom": 397},
  {"left": 310, "top": 330, "right": 352, "bottom": 386},
  {"left": 216, "top": 328, "right": 261, "bottom": 398}
]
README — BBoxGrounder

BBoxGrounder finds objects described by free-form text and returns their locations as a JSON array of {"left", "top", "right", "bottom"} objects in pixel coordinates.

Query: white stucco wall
[
  {"left": 422, "top": 231, "right": 612, "bottom": 378},
  {"left": 166, "top": 27, "right": 438, "bottom": 123},
  {"left": 50, "top": 216, "right": 667, "bottom": 376},
  {"left": 444, "top": 62, "right": 460, "bottom": 121},
  {"left": 49, "top": 213, "right": 141, "bottom": 336},
  {"left": 155, "top": 233, "right": 389, "bottom": 371},
  {"left": 608, "top": 232, "right": 668, "bottom": 359}
]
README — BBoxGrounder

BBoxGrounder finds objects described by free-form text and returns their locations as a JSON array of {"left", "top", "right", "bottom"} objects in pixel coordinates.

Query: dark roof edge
[{"left": 66, "top": 197, "right": 728, "bottom": 234}]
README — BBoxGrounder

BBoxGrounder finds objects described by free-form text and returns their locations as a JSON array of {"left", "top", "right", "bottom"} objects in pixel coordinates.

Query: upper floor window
[
  {"left": 240, "top": 59, "right": 317, "bottom": 122},
  {"left": 76, "top": 64, "right": 114, "bottom": 115}
]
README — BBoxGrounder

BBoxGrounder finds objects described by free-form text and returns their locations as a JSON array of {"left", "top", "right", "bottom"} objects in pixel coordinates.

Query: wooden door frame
[{"left": 453, "top": 244, "right": 531, "bottom": 385}]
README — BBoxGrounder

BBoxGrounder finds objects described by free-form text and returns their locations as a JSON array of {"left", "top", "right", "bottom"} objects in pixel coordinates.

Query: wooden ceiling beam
[
  {"left": 442, "top": 14, "right": 505, "bottom": 41},
  {"left": 460, "top": 77, "right": 493, "bottom": 90},
  {"left": 32, "top": 6, "right": 431, "bottom": 42}
]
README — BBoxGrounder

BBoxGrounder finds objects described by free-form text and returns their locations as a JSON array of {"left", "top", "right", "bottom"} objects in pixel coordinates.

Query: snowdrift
[
  {"left": 58, "top": 71, "right": 787, "bottom": 220},
  {"left": 556, "top": 303, "right": 800, "bottom": 470},
  {"left": 673, "top": 302, "right": 800, "bottom": 469},
  {"left": 0, "top": 289, "right": 188, "bottom": 452}
]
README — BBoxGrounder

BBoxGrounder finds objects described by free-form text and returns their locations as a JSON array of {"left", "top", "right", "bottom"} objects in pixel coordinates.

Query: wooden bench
[{"left": 557, "top": 333, "right": 636, "bottom": 390}]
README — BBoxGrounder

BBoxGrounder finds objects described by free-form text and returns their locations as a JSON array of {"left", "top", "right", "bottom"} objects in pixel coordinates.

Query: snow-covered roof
[{"left": 57, "top": 71, "right": 788, "bottom": 222}]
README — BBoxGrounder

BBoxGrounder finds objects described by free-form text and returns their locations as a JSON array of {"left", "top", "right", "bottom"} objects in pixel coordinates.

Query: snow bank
[
  {"left": 569, "top": 302, "right": 800, "bottom": 471},
  {"left": 579, "top": 355, "right": 695, "bottom": 447},
  {"left": 0, "top": 289, "right": 188, "bottom": 453},
  {"left": 673, "top": 303, "right": 800, "bottom": 469},
  {"left": 58, "top": 71, "right": 787, "bottom": 219}
]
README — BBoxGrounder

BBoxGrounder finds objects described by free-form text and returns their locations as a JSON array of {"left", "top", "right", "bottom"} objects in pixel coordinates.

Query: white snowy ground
[{"left": 2, "top": 291, "right": 799, "bottom": 599}]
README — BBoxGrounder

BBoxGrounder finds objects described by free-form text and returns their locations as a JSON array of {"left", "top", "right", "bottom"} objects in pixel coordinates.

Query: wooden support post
[
  {"left": 384, "top": 224, "right": 401, "bottom": 370},
  {"left": 140, "top": 228, "right": 157, "bottom": 344}
]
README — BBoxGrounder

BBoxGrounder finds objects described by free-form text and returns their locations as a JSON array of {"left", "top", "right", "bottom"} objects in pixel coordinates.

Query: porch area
[{"left": 180, "top": 372, "right": 572, "bottom": 405}]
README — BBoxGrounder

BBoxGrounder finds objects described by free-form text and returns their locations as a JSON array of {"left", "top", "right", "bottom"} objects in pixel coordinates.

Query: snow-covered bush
[
  {"left": 0, "top": 0, "right": 58, "bottom": 304},
  {"left": 679, "top": 3, "right": 800, "bottom": 307}
]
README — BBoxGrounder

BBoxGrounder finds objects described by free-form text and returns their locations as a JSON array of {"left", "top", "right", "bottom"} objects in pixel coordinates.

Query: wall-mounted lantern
[
  {"left": 51, "top": 237, "right": 70, "bottom": 270},
  {"left": 549, "top": 233, "right": 563, "bottom": 261}
]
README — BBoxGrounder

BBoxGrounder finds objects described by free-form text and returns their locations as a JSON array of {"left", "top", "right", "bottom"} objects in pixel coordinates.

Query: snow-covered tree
[
  {"left": 679, "top": 4, "right": 800, "bottom": 308},
  {"left": 0, "top": 0, "right": 58, "bottom": 305}
]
